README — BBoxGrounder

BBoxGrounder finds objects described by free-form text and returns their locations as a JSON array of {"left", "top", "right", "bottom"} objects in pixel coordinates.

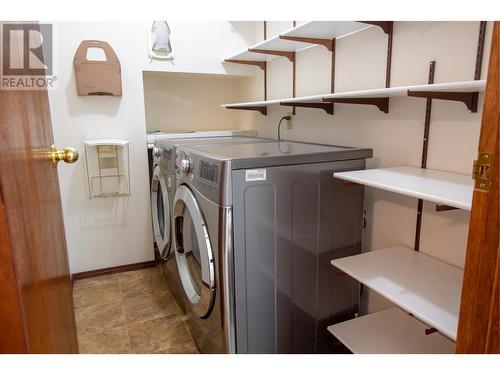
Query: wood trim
[
  {"left": 456, "top": 21, "right": 500, "bottom": 354},
  {"left": 71, "top": 260, "right": 156, "bottom": 282},
  {"left": 485, "top": 254, "right": 499, "bottom": 353},
  {"left": 0, "top": 191, "right": 27, "bottom": 353}
]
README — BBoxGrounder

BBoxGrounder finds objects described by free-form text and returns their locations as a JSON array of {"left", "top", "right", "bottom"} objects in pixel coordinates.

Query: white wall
[
  {"left": 249, "top": 21, "right": 492, "bottom": 312},
  {"left": 143, "top": 21, "right": 260, "bottom": 76},
  {"left": 49, "top": 21, "right": 259, "bottom": 273},
  {"left": 142, "top": 72, "right": 255, "bottom": 133}
]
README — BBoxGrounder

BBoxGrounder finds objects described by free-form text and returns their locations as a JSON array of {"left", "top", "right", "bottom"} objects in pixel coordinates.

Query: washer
[
  {"left": 146, "top": 130, "right": 257, "bottom": 191},
  {"left": 148, "top": 130, "right": 258, "bottom": 258},
  {"left": 173, "top": 141, "right": 372, "bottom": 353},
  {"left": 150, "top": 135, "right": 273, "bottom": 312}
]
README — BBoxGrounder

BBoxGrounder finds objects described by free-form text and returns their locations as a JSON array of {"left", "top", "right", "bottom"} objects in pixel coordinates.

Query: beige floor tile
[
  {"left": 118, "top": 267, "right": 161, "bottom": 281},
  {"left": 73, "top": 274, "right": 118, "bottom": 290},
  {"left": 78, "top": 326, "right": 131, "bottom": 354},
  {"left": 152, "top": 341, "right": 199, "bottom": 354},
  {"left": 75, "top": 302, "right": 126, "bottom": 336},
  {"left": 127, "top": 316, "right": 193, "bottom": 354},
  {"left": 73, "top": 282, "right": 122, "bottom": 309},
  {"left": 123, "top": 291, "right": 180, "bottom": 324},
  {"left": 118, "top": 267, "right": 168, "bottom": 299}
]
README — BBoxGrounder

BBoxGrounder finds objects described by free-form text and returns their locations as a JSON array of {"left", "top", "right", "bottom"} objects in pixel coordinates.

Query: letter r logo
[{"left": 2, "top": 23, "right": 53, "bottom": 76}]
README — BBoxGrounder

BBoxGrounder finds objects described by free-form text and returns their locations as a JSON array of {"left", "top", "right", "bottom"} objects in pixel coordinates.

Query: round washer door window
[
  {"left": 151, "top": 165, "right": 171, "bottom": 259},
  {"left": 173, "top": 184, "right": 216, "bottom": 319}
]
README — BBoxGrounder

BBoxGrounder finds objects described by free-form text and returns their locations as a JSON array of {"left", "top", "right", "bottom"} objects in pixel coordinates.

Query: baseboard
[{"left": 71, "top": 260, "right": 156, "bottom": 282}]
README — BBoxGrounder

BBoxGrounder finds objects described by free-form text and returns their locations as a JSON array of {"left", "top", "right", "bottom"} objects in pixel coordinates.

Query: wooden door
[
  {"left": 0, "top": 23, "right": 78, "bottom": 353},
  {"left": 456, "top": 21, "right": 499, "bottom": 354}
]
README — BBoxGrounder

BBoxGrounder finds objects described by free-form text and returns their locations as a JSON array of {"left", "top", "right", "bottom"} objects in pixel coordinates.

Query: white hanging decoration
[{"left": 148, "top": 21, "right": 174, "bottom": 60}]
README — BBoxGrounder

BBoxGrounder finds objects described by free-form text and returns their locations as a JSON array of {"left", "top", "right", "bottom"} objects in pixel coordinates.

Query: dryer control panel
[
  {"left": 176, "top": 149, "right": 228, "bottom": 205},
  {"left": 199, "top": 160, "right": 218, "bottom": 183}
]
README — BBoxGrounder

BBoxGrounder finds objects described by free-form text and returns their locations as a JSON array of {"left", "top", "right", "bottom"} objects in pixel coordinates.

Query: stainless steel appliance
[
  {"left": 172, "top": 141, "right": 372, "bottom": 353},
  {"left": 147, "top": 130, "right": 257, "bottom": 194},
  {"left": 150, "top": 135, "right": 272, "bottom": 312}
]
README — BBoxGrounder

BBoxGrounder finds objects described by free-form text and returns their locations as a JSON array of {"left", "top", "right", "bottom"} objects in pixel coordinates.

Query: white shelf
[
  {"left": 226, "top": 21, "right": 370, "bottom": 63},
  {"left": 281, "top": 21, "right": 370, "bottom": 41},
  {"left": 84, "top": 139, "right": 129, "bottom": 146},
  {"left": 222, "top": 98, "right": 283, "bottom": 108},
  {"left": 222, "top": 80, "right": 486, "bottom": 109},
  {"left": 331, "top": 246, "right": 464, "bottom": 341},
  {"left": 225, "top": 35, "right": 311, "bottom": 62},
  {"left": 333, "top": 166, "right": 473, "bottom": 210},
  {"left": 322, "top": 80, "right": 486, "bottom": 100},
  {"left": 226, "top": 50, "right": 274, "bottom": 62},
  {"left": 408, "top": 80, "right": 486, "bottom": 93},
  {"left": 328, "top": 307, "right": 455, "bottom": 354}
]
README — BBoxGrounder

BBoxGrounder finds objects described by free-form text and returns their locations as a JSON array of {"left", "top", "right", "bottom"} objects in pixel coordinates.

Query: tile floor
[{"left": 73, "top": 266, "right": 199, "bottom": 354}]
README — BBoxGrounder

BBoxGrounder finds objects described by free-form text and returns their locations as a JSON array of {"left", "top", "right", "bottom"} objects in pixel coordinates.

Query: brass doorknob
[{"left": 51, "top": 145, "right": 79, "bottom": 167}]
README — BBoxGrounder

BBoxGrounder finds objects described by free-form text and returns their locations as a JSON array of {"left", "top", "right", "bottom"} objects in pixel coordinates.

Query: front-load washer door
[
  {"left": 151, "top": 165, "right": 171, "bottom": 259},
  {"left": 173, "top": 184, "right": 216, "bottom": 319}
]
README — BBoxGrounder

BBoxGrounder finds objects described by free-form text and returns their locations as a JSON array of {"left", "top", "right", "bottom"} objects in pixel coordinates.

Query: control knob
[
  {"left": 152, "top": 146, "right": 161, "bottom": 158},
  {"left": 179, "top": 158, "right": 192, "bottom": 175}
]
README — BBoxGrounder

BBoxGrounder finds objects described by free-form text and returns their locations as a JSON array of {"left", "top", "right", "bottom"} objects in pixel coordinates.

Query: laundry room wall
[
  {"left": 142, "top": 71, "right": 256, "bottom": 133},
  {"left": 49, "top": 21, "right": 260, "bottom": 273},
  {"left": 246, "top": 21, "right": 492, "bottom": 312}
]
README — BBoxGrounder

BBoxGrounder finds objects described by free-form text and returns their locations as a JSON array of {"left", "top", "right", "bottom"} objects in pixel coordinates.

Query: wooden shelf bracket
[
  {"left": 407, "top": 90, "right": 479, "bottom": 113},
  {"left": 225, "top": 106, "right": 267, "bottom": 116},
  {"left": 322, "top": 97, "right": 389, "bottom": 113},
  {"left": 280, "top": 102, "right": 334, "bottom": 115},
  {"left": 278, "top": 35, "right": 335, "bottom": 52},
  {"left": 435, "top": 204, "right": 460, "bottom": 212},
  {"left": 360, "top": 21, "right": 393, "bottom": 35},
  {"left": 224, "top": 59, "right": 266, "bottom": 70}
]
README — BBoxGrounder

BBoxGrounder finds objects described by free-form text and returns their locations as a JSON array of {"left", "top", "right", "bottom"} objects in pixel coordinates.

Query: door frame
[{"left": 456, "top": 21, "right": 499, "bottom": 354}]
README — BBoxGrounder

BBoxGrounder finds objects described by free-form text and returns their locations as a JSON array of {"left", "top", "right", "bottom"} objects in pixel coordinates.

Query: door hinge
[{"left": 472, "top": 152, "right": 494, "bottom": 192}]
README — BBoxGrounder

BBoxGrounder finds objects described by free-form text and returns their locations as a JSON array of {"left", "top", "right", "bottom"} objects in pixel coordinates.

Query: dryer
[
  {"left": 173, "top": 141, "right": 372, "bottom": 353},
  {"left": 146, "top": 130, "right": 256, "bottom": 196},
  {"left": 150, "top": 135, "right": 273, "bottom": 312}
]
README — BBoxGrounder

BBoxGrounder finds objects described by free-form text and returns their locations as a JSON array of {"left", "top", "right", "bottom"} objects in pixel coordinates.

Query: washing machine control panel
[{"left": 176, "top": 149, "right": 225, "bottom": 204}]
